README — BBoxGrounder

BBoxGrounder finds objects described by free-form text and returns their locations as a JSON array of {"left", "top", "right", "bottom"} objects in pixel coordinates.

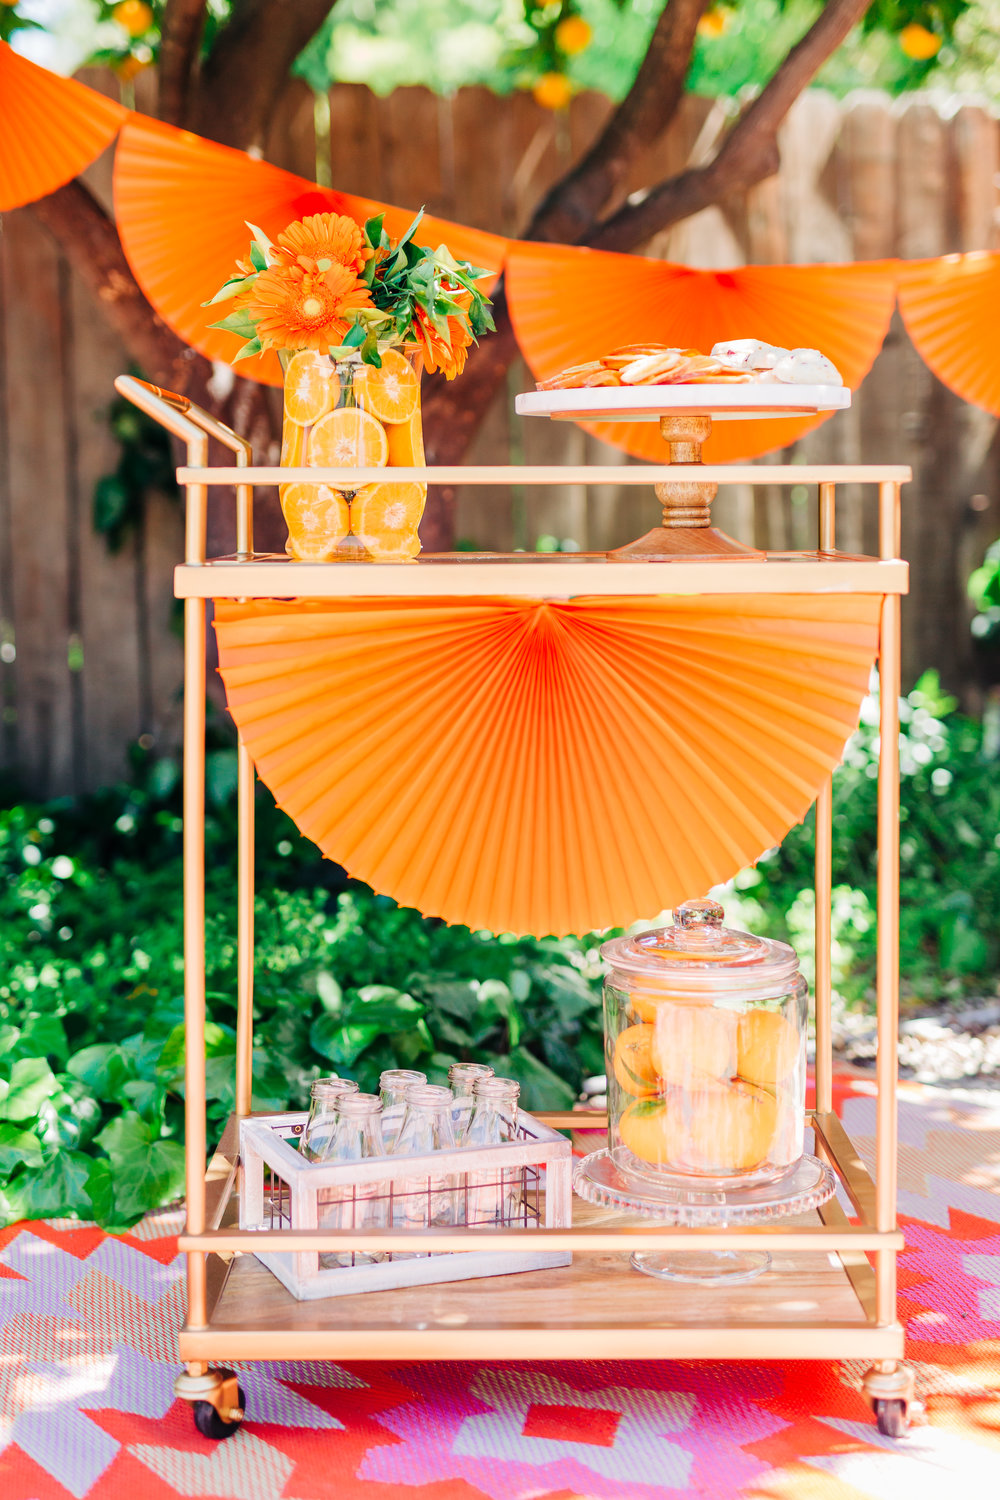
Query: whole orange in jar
[{"left": 602, "top": 897, "right": 807, "bottom": 1188}]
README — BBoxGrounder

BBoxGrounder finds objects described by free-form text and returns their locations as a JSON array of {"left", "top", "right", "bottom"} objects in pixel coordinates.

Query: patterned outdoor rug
[{"left": 1, "top": 1073, "right": 998, "bottom": 1499}]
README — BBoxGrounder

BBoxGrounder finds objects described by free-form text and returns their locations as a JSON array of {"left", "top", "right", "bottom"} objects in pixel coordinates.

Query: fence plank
[{"left": 2, "top": 211, "right": 79, "bottom": 796}]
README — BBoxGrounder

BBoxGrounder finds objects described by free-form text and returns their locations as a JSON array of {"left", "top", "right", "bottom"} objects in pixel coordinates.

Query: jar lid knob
[{"left": 675, "top": 897, "right": 724, "bottom": 928}]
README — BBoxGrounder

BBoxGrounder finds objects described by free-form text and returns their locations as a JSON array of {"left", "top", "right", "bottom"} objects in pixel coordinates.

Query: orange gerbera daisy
[
  {"left": 245, "top": 260, "right": 373, "bottom": 353},
  {"left": 276, "top": 213, "right": 371, "bottom": 276},
  {"left": 413, "top": 291, "right": 475, "bottom": 381}
]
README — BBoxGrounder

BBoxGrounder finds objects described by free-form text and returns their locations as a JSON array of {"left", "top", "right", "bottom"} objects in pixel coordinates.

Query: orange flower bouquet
[{"left": 207, "top": 209, "right": 494, "bottom": 561}]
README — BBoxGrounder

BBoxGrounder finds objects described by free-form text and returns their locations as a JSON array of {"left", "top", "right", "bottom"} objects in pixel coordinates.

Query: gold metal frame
[{"left": 116, "top": 375, "right": 910, "bottom": 1400}]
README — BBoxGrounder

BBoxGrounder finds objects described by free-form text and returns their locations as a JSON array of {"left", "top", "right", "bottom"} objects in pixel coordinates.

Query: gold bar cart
[{"left": 116, "top": 376, "right": 914, "bottom": 1440}]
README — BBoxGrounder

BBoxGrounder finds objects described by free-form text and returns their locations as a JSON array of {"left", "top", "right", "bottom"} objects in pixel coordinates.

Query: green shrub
[{"left": 1, "top": 670, "right": 998, "bottom": 1228}]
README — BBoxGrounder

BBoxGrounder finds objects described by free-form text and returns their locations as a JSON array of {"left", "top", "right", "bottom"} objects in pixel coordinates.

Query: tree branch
[
  {"left": 29, "top": 179, "right": 207, "bottom": 393},
  {"left": 527, "top": 0, "right": 711, "bottom": 244},
  {"left": 192, "top": 0, "right": 339, "bottom": 148},
  {"left": 421, "top": 0, "right": 876, "bottom": 546},
  {"left": 158, "top": 0, "right": 208, "bottom": 128},
  {"left": 589, "top": 0, "right": 873, "bottom": 250}
]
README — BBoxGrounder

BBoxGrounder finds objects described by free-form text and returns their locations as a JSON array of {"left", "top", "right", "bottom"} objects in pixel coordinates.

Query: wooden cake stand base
[{"left": 608, "top": 414, "right": 765, "bottom": 562}]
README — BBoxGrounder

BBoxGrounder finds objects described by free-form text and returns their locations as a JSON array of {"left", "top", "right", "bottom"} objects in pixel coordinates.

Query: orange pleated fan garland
[
  {"left": 113, "top": 115, "right": 510, "bottom": 386},
  {"left": 898, "top": 252, "right": 1000, "bottom": 416},
  {"left": 0, "top": 41, "right": 127, "bottom": 211},
  {"left": 214, "top": 593, "right": 881, "bottom": 937}
]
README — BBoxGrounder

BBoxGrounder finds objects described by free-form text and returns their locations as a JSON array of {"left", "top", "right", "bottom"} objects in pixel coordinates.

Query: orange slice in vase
[
  {"left": 283, "top": 352, "right": 341, "bottom": 426},
  {"left": 352, "top": 481, "right": 425, "bottom": 559},
  {"left": 308, "top": 407, "right": 389, "bottom": 474},
  {"left": 281, "top": 483, "right": 350, "bottom": 561},
  {"left": 352, "top": 348, "right": 420, "bottom": 423}
]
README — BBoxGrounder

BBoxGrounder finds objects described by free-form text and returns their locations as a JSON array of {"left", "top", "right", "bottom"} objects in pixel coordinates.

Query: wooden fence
[{"left": 1, "top": 79, "right": 998, "bottom": 796}]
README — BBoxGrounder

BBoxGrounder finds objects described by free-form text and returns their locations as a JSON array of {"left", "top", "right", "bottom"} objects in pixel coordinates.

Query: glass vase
[{"left": 279, "top": 345, "right": 425, "bottom": 562}]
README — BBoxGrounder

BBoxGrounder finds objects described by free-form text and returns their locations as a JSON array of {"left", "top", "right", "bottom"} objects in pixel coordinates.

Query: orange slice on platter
[
  {"left": 283, "top": 353, "right": 341, "bottom": 426},
  {"left": 280, "top": 483, "right": 350, "bottom": 561},
  {"left": 351, "top": 481, "right": 425, "bottom": 559},
  {"left": 385, "top": 409, "right": 425, "bottom": 467},
  {"left": 352, "top": 349, "right": 420, "bottom": 424},
  {"left": 307, "top": 407, "right": 389, "bottom": 471}
]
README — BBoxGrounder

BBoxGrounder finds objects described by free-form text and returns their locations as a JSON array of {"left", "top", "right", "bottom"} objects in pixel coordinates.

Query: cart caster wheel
[
  {"left": 192, "top": 1386, "right": 246, "bottom": 1440},
  {"left": 874, "top": 1398, "right": 909, "bottom": 1438}
]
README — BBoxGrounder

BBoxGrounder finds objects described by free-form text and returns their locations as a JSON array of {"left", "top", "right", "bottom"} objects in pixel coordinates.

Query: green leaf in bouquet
[
  {"left": 394, "top": 207, "right": 425, "bottom": 255},
  {"left": 208, "top": 308, "right": 259, "bottom": 340},
  {"left": 359, "top": 328, "right": 382, "bottom": 368},
  {"left": 0, "top": 1057, "right": 60, "bottom": 1122},
  {"left": 363, "top": 213, "right": 385, "bottom": 251},
  {"left": 202, "top": 274, "right": 255, "bottom": 309},
  {"left": 342, "top": 321, "right": 367, "bottom": 349},
  {"left": 245, "top": 221, "right": 275, "bottom": 267},
  {"left": 232, "top": 336, "right": 264, "bottom": 364}
]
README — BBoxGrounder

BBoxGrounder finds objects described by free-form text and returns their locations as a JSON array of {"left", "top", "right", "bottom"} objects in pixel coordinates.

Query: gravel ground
[{"left": 833, "top": 998, "right": 1000, "bottom": 1089}]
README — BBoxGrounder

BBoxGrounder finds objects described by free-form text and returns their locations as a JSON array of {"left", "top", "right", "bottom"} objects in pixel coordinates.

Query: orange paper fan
[
  {"left": 113, "top": 115, "right": 509, "bottom": 386},
  {"left": 214, "top": 592, "right": 881, "bottom": 936},
  {"left": 506, "top": 242, "right": 899, "bottom": 464},
  {"left": 0, "top": 41, "right": 127, "bottom": 211},
  {"left": 898, "top": 253, "right": 1000, "bottom": 416}
]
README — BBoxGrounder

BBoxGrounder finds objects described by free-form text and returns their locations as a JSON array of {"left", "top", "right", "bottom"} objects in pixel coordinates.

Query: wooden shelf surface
[
  {"left": 179, "top": 1196, "right": 903, "bottom": 1363},
  {"left": 175, "top": 551, "right": 908, "bottom": 600}
]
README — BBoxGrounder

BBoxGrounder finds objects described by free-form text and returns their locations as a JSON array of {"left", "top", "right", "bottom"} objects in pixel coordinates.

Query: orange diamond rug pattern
[{"left": 0, "top": 1073, "right": 998, "bottom": 1499}]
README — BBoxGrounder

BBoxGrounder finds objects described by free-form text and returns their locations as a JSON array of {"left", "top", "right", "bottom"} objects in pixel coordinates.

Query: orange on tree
[
  {"left": 697, "top": 7, "right": 729, "bottom": 37},
  {"left": 307, "top": 406, "right": 389, "bottom": 471},
  {"left": 736, "top": 1008, "right": 799, "bottom": 1091},
  {"left": 283, "top": 351, "right": 341, "bottom": 426},
  {"left": 352, "top": 348, "right": 419, "bottom": 424},
  {"left": 113, "top": 0, "right": 153, "bottom": 36},
  {"left": 280, "top": 483, "right": 350, "bottom": 561},
  {"left": 612, "top": 1023, "right": 661, "bottom": 1098},
  {"left": 899, "top": 22, "right": 942, "bottom": 58},
  {"left": 533, "top": 72, "right": 573, "bottom": 112},
  {"left": 351, "top": 481, "right": 425, "bottom": 559},
  {"left": 554, "top": 15, "right": 592, "bottom": 55}
]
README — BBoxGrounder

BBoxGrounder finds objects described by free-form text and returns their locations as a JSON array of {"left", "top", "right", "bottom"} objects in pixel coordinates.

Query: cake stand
[
  {"left": 514, "top": 383, "right": 851, "bottom": 560},
  {"left": 574, "top": 1148, "right": 838, "bottom": 1284}
]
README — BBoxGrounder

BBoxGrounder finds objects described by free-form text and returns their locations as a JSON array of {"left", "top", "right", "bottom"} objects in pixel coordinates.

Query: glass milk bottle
[
  {"left": 301, "top": 1077, "right": 359, "bottom": 1162},
  {"left": 315, "top": 1091, "right": 388, "bottom": 1269},
  {"left": 464, "top": 1076, "right": 522, "bottom": 1226},
  {"left": 378, "top": 1068, "right": 427, "bottom": 1150},
  {"left": 392, "top": 1083, "right": 458, "bottom": 1254},
  {"left": 448, "top": 1062, "right": 495, "bottom": 1140}
]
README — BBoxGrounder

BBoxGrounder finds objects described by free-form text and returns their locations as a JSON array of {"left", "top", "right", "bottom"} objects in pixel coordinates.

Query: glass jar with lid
[{"left": 601, "top": 897, "right": 807, "bottom": 1190}]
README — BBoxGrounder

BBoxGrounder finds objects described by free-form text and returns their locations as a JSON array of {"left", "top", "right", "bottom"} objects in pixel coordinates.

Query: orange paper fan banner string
[
  {"left": 898, "top": 252, "right": 1000, "bottom": 416},
  {"left": 506, "top": 242, "right": 899, "bottom": 464},
  {"left": 214, "top": 592, "right": 880, "bottom": 937},
  {"left": 113, "top": 115, "right": 509, "bottom": 386},
  {"left": 0, "top": 41, "right": 128, "bottom": 212}
]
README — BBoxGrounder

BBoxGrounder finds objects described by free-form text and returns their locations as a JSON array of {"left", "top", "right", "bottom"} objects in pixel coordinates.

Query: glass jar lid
[{"left": 601, "top": 898, "right": 800, "bottom": 993}]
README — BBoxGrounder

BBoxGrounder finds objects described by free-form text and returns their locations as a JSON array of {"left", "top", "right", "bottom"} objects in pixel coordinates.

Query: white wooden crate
[{"left": 239, "top": 1102, "right": 573, "bottom": 1300}]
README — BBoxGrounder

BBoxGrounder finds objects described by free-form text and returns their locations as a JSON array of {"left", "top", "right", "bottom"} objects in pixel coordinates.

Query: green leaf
[
  {"left": 4, "top": 1150, "right": 93, "bottom": 1221},
  {"left": 68, "top": 1042, "right": 132, "bottom": 1101},
  {"left": 309, "top": 1016, "right": 381, "bottom": 1067},
  {"left": 94, "top": 1112, "right": 186, "bottom": 1223},
  {"left": 249, "top": 242, "right": 268, "bottom": 272},
  {"left": 208, "top": 308, "right": 259, "bottom": 340},
  {"left": 0, "top": 1123, "right": 45, "bottom": 1174},
  {"left": 232, "top": 337, "right": 264, "bottom": 363},
  {"left": 359, "top": 328, "right": 382, "bottom": 367},
  {"left": 508, "top": 1047, "right": 576, "bottom": 1112},
  {"left": 18, "top": 1014, "right": 69, "bottom": 1067},
  {"left": 346, "top": 986, "right": 424, "bottom": 1028},
  {"left": 201, "top": 274, "right": 255, "bottom": 308},
  {"left": 341, "top": 321, "right": 366, "bottom": 349},
  {"left": 0, "top": 1058, "right": 60, "bottom": 1122},
  {"left": 315, "top": 971, "right": 342, "bottom": 1015}
]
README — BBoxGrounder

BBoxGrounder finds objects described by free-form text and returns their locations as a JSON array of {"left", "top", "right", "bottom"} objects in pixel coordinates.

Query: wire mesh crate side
[{"left": 238, "top": 1108, "right": 573, "bottom": 1299}]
